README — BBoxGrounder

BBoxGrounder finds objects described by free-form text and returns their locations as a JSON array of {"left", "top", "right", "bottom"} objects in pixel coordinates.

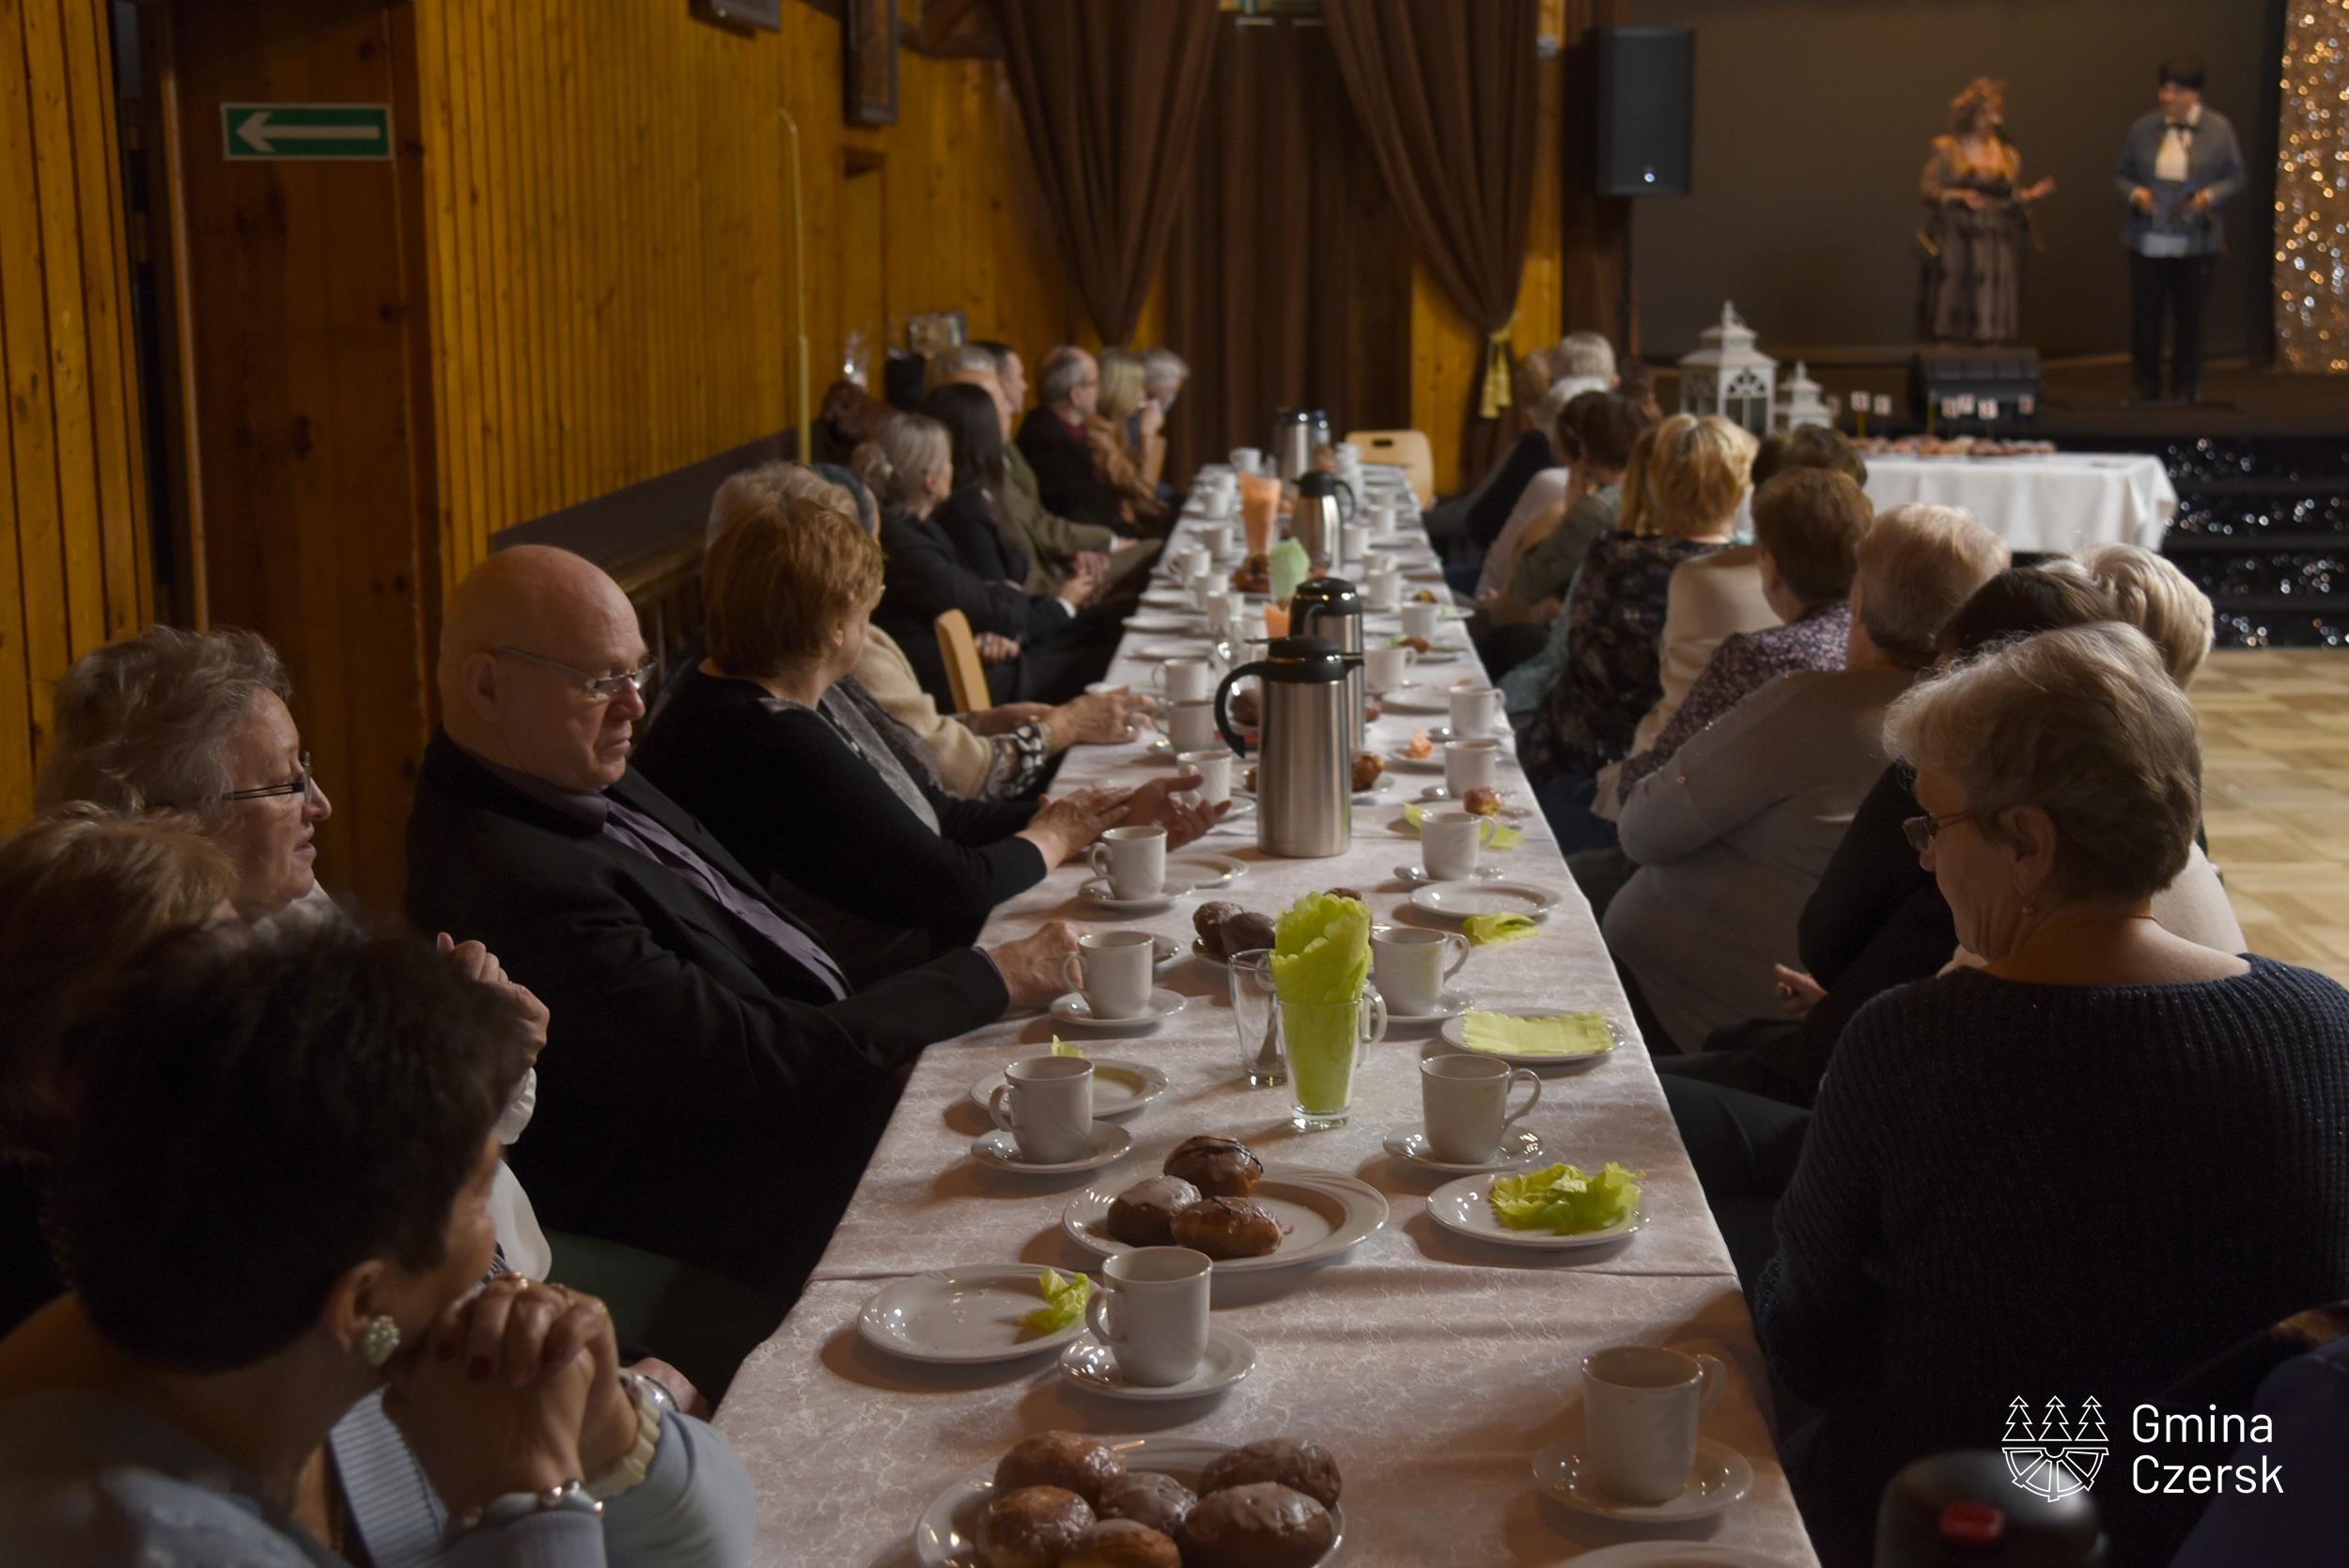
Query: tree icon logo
[{"left": 2002, "top": 1394, "right": 2107, "bottom": 1498}]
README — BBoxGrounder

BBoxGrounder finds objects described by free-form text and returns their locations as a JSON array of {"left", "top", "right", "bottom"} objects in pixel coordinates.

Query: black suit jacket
[
  {"left": 403, "top": 732, "right": 1007, "bottom": 1290},
  {"left": 1017, "top": 406, "right": 1122, "bottom": 531},
  {"left": 934, "top": 483, "right": 1032, "bottom": 590},
  {"left": 875, "top": 505, "right": 1070, "bottom": 703}
]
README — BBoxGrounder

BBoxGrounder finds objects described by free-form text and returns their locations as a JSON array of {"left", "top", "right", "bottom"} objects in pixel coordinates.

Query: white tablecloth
[
  {"left": 715, "top": 470, "right": 1818, "bottom": 1566},
  {"left": 1862, "top": 452, "right": 2176, "bottom": 554}
]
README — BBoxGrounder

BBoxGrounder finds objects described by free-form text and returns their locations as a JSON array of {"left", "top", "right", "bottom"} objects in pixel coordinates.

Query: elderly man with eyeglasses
[{"left": 405, "top": 546, "right": 1080, "bottom": 1374}]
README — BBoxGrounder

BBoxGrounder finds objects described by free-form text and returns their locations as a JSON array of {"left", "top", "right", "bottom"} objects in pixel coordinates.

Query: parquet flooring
[{"left": 2195, "top": 650, "right": 2349, "bottom": 985}]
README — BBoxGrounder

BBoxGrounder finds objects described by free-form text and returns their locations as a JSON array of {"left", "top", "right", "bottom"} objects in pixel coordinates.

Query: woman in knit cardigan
[{"left": 1754, "top": 623, "right": 2349, "bottom": 1568}]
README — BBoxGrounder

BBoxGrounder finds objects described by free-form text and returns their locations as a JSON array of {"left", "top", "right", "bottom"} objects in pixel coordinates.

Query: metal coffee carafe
[
  {"left": 1289, "top": 575, "right": 1366, "bottom": 753},
  {"left": 1270, "top": 407, "right": 1333, "bottom": 483},
  {"left": 1288, "top": 472, "right": 1358, "bottom": 570},
  {"left": 1215, "top": 635, "right": 1353, "bottom": 858}
]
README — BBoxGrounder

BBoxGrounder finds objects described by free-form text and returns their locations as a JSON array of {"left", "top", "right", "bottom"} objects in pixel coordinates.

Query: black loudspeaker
[
  {"left": 1592, "top": 27, "right": 1693, "bottom": 197},
  {"left": 1907, "top": 347, "right": 2042, "bottom": 432}
]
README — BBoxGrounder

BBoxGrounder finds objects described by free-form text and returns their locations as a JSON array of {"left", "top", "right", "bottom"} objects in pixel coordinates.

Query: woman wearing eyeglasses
[{"left": 1751, "top": 623, "right": 2349, "bottom": 1567}]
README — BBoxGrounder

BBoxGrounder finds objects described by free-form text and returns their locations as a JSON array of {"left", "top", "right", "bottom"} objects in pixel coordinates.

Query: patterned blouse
[
  {"left": 1519, "top": 532, "right": 1727, "bottom": 784},
  {"left": 1612, "top": 598, "right": 1853, "bottom": 802}
]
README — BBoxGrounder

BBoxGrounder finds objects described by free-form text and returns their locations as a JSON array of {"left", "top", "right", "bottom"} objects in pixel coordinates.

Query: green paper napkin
[
  {"left": 1461, "top": 913, "right": 1538, "bottom": 946},
  {"left": 1268, "top": 538, "right": 1312, "bottom": 607},
  {"left": 1459, "top": 1009, "right": 1613, "bottom": 1055},
  {"left": 1487, "top": 1161, "right": 1644, "bottom": 1234},
  {"left": 1017, "top": 1268, "right": 1092, "bottom": 1336}
]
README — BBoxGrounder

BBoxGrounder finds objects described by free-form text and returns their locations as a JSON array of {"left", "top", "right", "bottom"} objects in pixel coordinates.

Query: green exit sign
[{"left": 221, "top": 103, "right": 392, "bottom": 162}]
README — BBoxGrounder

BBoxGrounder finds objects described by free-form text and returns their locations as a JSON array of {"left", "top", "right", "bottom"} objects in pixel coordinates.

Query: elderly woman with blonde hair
[
  {"left": 1754, "top": 622, "right": 2349, "bottom": 1566},
  {"left": 1089, "top": 348, "right": 1170, "bottom": 529}
]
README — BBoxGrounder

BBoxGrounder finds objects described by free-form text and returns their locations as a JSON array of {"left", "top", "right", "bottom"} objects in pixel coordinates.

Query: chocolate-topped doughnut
[
  {"left": 1171, "top": 1196, "right": 1281, "bottom": 1260},
  {"left": 1200, "top": 1438, "right": 1343, "bottom": 1509},
  {"left": 1096, "top": 1470, "right": 1197, "bottom": 1536},
  {"left": 974, "top": 1485, "right": 1094, "bottom": 1568},
  {"left": 1061, "top": 1517, "right": 1181, "bottom": 1568},
  {"left": 993, "top": 1431, "right": 1123, "bottom": 1508},
  {"left": 1107, "top": 1175, "right": 1202, "bottom": 1248},
  {"left": 1177, "top": 1482, "right": 1336, "bottom": 1568},
  {"left": 1164, "top": 1134, "right": 1263, "bottom": 1197}
]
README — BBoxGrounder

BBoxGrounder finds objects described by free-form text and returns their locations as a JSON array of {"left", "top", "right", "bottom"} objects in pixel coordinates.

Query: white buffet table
[
  {"left": 715, "top": 469, "right": 1820, "bottom": 1567},
  {"left": 1862, "top": 451, "right": 2176, "bottom": 554}
]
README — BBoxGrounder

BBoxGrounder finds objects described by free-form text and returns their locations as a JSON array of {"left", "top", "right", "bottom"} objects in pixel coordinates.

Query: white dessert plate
[
  {"left": 969, "top": 1060, "right": 1169, "bottom": 1120},
  {"left": 1079, "top": 878, "right": 1195, "bottom": 912},
  {"left": 913, "top": 1435, "right": 1345, "bottom": 1567},
  {"left": 1171, "top": 852, "right": 1248, "bottom": 890},
  {"left": 1379, "top": 684, "right": 1452, "bottom": 714},
  {"left": 1062, "top": 1167, "right": 1388, "bottom": 1275},
  {"left": 1425, "top": 1171, "right": 1647, "bottom": 1251},
  {"left": 1129, "top": 641, "right": 1211, "bottom": 661},
  {"left": 1125, "top": 615, "right": 1206, "bottom": 635},
  {"left": 1411, "top": 880, "right": 1560, "bottom": 922},
  {"left": 1056, "top": 1326, "right": 1258, "bottom": 1402},
  {"left": 1049, "top": 988, "right": 1185, "bottom": 1030},
  {"left": 1383, "top": 746, "right": 1445, "bottom": 774},
  {"left": 1383, "top": 1124, "right": 1546, "bottom": 1173},
  {"left": 969, "top": 1123, "right": 1133, "bottom": 1175},
  {"left": 1439, "top": 1006, "right": 1623, "bottom": 1067},
  {"left": 858, "top": 1265, "right": 1091, "bottom": 1366},
  {"left": 1532, "top": 1436, "right": 1754, "bottom": 1523},
  {"left": 1393, "top": 862, "right": 1504, "bottom": 886}
]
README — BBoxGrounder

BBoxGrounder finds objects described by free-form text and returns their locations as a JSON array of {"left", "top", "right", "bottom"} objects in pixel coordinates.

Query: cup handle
[
  {"left": 1359, "top": 990, "right": 1388, "bottom": 1054},
  {"left": 1087, "top": 844, "right": 1108, "bottom": 880},
  {"left": 1441, "top": 932, "right": 1471, "bottom": 981},
  {"left": 1064, "top": 955, "right": 1085, "bottom": 995},
  {"left": 1085, "top": 1283, "right": 1119, "bottom": 1347},
  {"left": 1503, "top": 1068, "right": 1543, "bottom": 1130},
  {"left": 1694, "top": 1352, "right": 1727, "bottom": 1418},
  {"left": 988, "top": 1083, "right": 1019, "bottom": 1134}
]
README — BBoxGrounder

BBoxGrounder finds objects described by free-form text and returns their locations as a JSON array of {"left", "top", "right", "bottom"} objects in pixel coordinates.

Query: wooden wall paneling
[
  {"left": 0, "top": 0, "right": 28, "bottom": 818},
  {"left": 413, "top": 0, "right": 459, "bottom": 598}
]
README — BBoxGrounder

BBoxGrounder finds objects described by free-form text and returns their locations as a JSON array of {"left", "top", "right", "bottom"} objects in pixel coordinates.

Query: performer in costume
[
  {"left": 2113, "top": 57, "right": 2244, "bottom": 403},
  {"left": 1918, "top": 78, "right": 2055, "bottom": 345}
]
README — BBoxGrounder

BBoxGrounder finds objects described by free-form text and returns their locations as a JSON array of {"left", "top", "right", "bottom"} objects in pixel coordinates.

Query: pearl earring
[{"left": 359, "top": 1314, "right": 400, "bottom": 1368}]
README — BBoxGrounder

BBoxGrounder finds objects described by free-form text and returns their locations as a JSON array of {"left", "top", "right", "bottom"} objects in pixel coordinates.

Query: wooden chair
[
  {"left": 934, "top": 608, "right": 991, "bottom": 713},
  {"left": 1346, "top": 429, "right": 1436, "bottom": 507}
]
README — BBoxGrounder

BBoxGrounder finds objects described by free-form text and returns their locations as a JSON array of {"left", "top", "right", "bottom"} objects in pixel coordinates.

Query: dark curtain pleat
[
  {"left": 997, "top": 0, "right": 1221, "bottom": 345},
  {"left": 1321, "top": 0, "right": 1540, "bottom": 483},
  {"left": 1161, "top": 15, "right": 1410, "bottom": 495}
]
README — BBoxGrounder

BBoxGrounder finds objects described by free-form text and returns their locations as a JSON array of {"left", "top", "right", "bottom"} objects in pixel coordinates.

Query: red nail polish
[{"left": 467, "top": 1356, "right": 491, "bottom": 1381}]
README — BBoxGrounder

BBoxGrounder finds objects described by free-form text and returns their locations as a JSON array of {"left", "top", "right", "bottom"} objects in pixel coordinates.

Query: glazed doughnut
[
  {"left": 1060, "top": 1517, "right": 1182, "bottom": 1568},
  {"left": 1177, "top": 1482, "right": 1336, "bottom": 1568},
  {"left": 1171, "top": 1196, "right": 1282, "bottom": 1260},
  {"left": 1200, "top": 1438, "right": 1343, "bottom": 1509},
  {"left": 1096, "top": 1470, "right": 1197, "bottom": 1537},
  {"left": 1107, "top": 1175, "right": 1203, "bottom": 1248},
  {"left": 974, "top": 1485, "right": 1094, "bottom": 1568},
  {"left": 1164, "top": 1134, "right": 1263, "bottom": 1198},
  {"left": 993, "top": 1431, "right": 1124, "bottom": 1508}
]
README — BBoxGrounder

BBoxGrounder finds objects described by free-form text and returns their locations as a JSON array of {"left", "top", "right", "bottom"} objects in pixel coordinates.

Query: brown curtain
[
  {"left": 1162, "top": 15, "right": 1410, "bottom": 491},
  {"left": 997, "top": 0, "right": 1221, "bottom": 345},
  {"left": 1321, "top": 0, "right": 1540, "bottom": 484}
]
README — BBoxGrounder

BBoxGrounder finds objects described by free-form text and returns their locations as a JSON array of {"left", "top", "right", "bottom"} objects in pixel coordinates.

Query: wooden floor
[{"left": 2197, "top": 649, "right": 2349, "bottom": 985}]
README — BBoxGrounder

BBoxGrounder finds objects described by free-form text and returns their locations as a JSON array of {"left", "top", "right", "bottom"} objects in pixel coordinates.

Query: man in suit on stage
[{"left": 2113, "top": 57, "right": 2244, "bottom": 404}]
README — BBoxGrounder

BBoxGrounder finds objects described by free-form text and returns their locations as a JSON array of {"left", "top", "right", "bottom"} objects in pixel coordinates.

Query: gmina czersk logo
[{"left": 2003, "top": 1396, "right": 2109, "bottom": 1499}]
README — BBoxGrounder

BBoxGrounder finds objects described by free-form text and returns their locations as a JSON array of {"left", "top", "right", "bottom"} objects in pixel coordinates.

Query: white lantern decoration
[
  {"left": 1678, "top": 302, "right": 1777, "bottom": 437},
  {"left": 1776, "top": 360, "right": 1830, "bottom": 432}
]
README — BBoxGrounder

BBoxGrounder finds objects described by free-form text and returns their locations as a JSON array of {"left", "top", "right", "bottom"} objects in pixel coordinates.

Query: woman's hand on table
[
  {"left": 1124, "top": 774, "right": 1227, "bottom": 847},
  {"left": 966, "top": 702, "right": 1051, "bottom": 737},
  {"left": 1049, "top": 689, "right": 1156, "bottom": 749},
  {"left": 985, "top": 921, "right": 1085, "bottom": 1012},
  {"left": 1771, "top": 965, "right": 1825, "bottom": 1020},
  {"left": 1019, "top": 788, "right": 1133, "bottom": 867}
]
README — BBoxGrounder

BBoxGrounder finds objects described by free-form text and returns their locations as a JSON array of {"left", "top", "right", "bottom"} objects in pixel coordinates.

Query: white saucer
[
  {"left": 1411, "top": 880, "right": 1560, "bottom": 922},
  {"left": 1380, "top": 685, "right": 1452, "bottom": 714},
  {"left": 1138, "top": 590, "right": 1193, "bottom": 611},
  {"left": 1414, "top": 646, "right": 1465, "bottom": 664},
  {"left": 1532, "top": 1436, "right": 1754, "bottom": 1523},
  {"left": 1426, "top": 1171, "right": 1646, "bottom": 1250},
  {"left": 1383, "top": 747, "right": 1445, "bottom": 773},
  {"left": 969, "top": 1060, "right": 1169, "bottom": 1119},
  {"left": 1171, "top": 852, "right": 1247, "bottom": 889},
  {"left": 1130, "top": 641, "right": 1210, "bottom": 661},
  {"left": 1384, "top": 1124, "right": 1546, "bottom": 1173},
  {"left": 1050, "top": 988, "right": 1185, "bottom": 1030},
  {"left": 857, "top": 1265, "right": 1092, "bottom": 1364},
  {"left": 1126, "top": 615, "right": 1205, "bottom": 635},
  {"left": 1079, "top": 877, "right": 1195, "bottom": 912},
  {"left": 1057, "top": 1327, "right": 1258, "bottom": 1402},
  {"left": 1379, "top": 988, "right": 1471, "bottom": 1025},
  {"left": 970, "top": 1122, "right": 1132, "bottom": 1175},
  {"left": 1393, "top": 862, "right": 1504, "bottom": 885}
]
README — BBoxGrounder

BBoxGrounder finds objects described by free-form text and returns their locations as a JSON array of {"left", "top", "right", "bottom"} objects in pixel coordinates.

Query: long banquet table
[
  {"left": 1862, "top": 450, "right": 2176, "bottom": 554},
  {"left": 716, "top": 469, "right": 1822, "bottom": 1567}
]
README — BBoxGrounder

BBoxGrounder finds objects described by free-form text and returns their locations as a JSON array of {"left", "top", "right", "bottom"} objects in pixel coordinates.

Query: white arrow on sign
[{"left": 234, "top": 110, "right": 381, "bottom": 155}]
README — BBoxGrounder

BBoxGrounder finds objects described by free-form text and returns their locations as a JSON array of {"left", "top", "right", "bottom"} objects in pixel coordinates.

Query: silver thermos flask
[
  {"left": 1289, "top": 576, "right": 1366, "bottom": 755},
  {"left": 1215, "top": 636, "right": 1353, "bottom": 859}
]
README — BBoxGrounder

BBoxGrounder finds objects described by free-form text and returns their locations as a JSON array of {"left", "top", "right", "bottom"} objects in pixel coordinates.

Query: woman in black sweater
[
  {"left": 639, "top": 481, "right": 1215, "bottom": 985},
  {"left": 1754, "top": 623, "right": 2349, "bottom": 1567}
]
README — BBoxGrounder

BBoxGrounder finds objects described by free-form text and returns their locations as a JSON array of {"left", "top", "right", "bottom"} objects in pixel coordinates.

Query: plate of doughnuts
[
  {"left": 914, "top": 1431, "right": 1346, "bottom": 1568},
  {"left": 1062, "top": 1137, "right": 1388, "bottom": 1275}
]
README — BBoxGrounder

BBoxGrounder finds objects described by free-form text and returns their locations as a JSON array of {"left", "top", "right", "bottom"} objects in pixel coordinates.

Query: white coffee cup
[
  {"left": 1362, "top": 642, "right": 1417, "bottom": 692},
  {"left": 1088, "top": 825, "right": 1168, "bottom": 900},
  {"left": 1230, "top": 447, "right": 1263, "bottom": 475},
  {"left": 1341, "top": 521, "right": 1371, "bottom": 572},
  {"left": 1176, "top": 749, "right": 1234, "bottom": 808},
  {"left": 1421, "top": 809, "right": 1482, "bottom": 880},
  {"left": 1196, "top": 520, "right": 1234, "bottom": 557},
  {"left": 1582, "top": 1345, "right": 1727, "bottom": 1505},
  {"left": 988, "top": 1056, "right": 1096, "bottom": 1164},
  {"left": 1203, "top": 592, "right": 1239, "bottom": 639},
  {"left": 1200, "top": 487, "right": 1234, "bottom": 520},
  {"left": 1085, "top": 1246, "right": 1211, "bottom": 1387},
  {"left": 1156, "top": 658, "right": 1216, "bottom": 704},
  {"left": 1062, "top": 929, "right": 1156, "bottom": 1020},
  {"left": 1400, "top": 602, "right": 1441, "bottom": 641},
  {"left": 1366, "top": 568, "right": 1403, "bottom": 610},
  {"left": 1369, "top": 501, "right": 1397, "bottom": 535},
  {"left": 1419, "top": 1053, "right": 1541, "bottom": 1163},
  {"left": 1164, "top": 699, "right": 1220, "bottom": 754},
  {"left": 1448, "top": 685, "right": 1502, "bottom": 738},
  {"left": 1373, "top": 926, "right": 1469, "bottom": 1016},
  {"left": 1443, "top": 738, "right": 1502, "bottom": 800}
]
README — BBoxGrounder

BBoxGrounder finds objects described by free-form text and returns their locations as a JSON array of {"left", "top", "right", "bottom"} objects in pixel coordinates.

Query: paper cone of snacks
[{"left": 1269, "top": 892, "right": 1373, "bottom": 1118}]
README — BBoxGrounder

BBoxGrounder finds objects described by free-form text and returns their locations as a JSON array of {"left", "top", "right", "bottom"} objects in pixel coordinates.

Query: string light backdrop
[{"left": 2278, "top": 0, "right": 2349, "bottom": 372}]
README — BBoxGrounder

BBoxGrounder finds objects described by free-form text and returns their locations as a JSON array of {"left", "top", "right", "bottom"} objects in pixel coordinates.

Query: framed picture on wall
[{"left": 846, "top": 0, "right": 898, "bottom": 127}]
